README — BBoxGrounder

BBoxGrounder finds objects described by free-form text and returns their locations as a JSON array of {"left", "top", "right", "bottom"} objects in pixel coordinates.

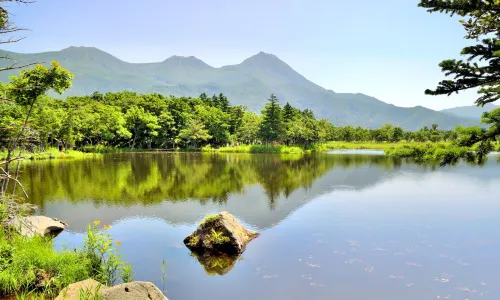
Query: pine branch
[{"left": 419, "top": 0, "right": 500, "bottom": 15}]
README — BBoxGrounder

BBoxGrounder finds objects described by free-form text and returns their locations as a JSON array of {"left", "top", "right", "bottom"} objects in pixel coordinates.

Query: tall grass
[{"left": 0, "top": 220, "right": 133, "bottom": 298}]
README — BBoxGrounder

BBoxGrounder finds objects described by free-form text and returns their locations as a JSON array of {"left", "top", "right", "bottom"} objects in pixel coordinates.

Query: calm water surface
[{"left": 18, "top": 153, "right": 500, "bottom": 300}]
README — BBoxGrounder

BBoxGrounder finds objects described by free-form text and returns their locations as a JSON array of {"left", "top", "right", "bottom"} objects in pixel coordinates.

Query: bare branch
[
  {"left": 0, "top": 167, "right": 27, "bottom": 198},
  {"left": 0, "top": 35, "right": 24, "bottom": 44},
  {"left": 0, "top": 61, "right": 39, "bottom": 72}
]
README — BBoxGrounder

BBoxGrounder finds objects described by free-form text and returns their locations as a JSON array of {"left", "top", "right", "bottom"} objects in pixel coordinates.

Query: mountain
[
  {"left": 0, "top": 46, "right": 477, "bottom": 130},
  {"left": 441, "top": 103, "right": 499, "bottom": 119}
]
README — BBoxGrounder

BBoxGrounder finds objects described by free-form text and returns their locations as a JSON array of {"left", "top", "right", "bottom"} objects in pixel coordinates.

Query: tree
[
  {"left": 229, "top": 105, "right": 245, "bottom": 136},
  {"left": 259, "top": 94, "right": 283, "bottom": 144},
  {"left": 1, "top": 61, "right": 73, "bottom": 194},
  {"left": 177, "top": 119, "right": 211, "bottom": 148},
  {"left": 194, "top": 105, "right": 230, "bottom": 146},
  {"left": 217, "top": 93, "right": 230, "bottom": 112},
  {"left": 282, "top": 102, "right": 298, "bottom": 120},
  {"left": 236, "top": 111, "right": 261, "bottom": 144},
  {"left": 419, "top": 0, "right": 500, "bottom": 158},
  {"left": 32, "top": 96, "right": 65, "bottom": 150},
  {"left": 125, "top": 106, "right": 160, "bottom": 149}
]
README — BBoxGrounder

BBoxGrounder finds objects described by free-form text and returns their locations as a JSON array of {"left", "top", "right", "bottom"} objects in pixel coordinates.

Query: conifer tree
[{"left": 259, "top": 94, "right": 283, "bottom": 144}]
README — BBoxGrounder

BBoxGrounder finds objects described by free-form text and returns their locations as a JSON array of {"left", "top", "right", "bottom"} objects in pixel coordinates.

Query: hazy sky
[{"left": 3, "top": 0, "right": 480, "bottom": 110}]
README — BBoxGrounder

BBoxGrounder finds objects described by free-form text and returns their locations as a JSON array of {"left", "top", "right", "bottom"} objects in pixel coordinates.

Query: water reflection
[
  {"left": 17, "top": 153, "right": 500, "bottom": 233},
  {"left": 189, "top": 252, "right": 242, "bottom": 276},
  {"left": 14, "top": 153, "right": 500, "bottom": 300}
]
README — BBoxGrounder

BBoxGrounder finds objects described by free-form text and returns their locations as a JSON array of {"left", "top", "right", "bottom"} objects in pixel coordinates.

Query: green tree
[
  {"left": 2, "top": 61, "right": 73, "bottom": 194},
  {"left": 259, "top": 94, "right": 283, "bottom": 144},
  {"left": 229, "top": 105, "right": 245, "bottom": 136},
  {"left": 419, "top": 0, "right": 500, "bottom": 158},
  {"left": 194, "top": 105, "right": 230, "bottom": 146},
  {"left": 31, "top": 96, "right": 65, "bottom": 150},
  {"left": 177, "top": 119, "right": 211, "bottom": 148},
  {"left": 125, "top": 106, "right": 160, "bottom": 149},
  {"left": 236, "top": 111, "right": 261, "bottom": 144},
  {"left": 217, "top": 93, "right": 230, "bottom": 112}
]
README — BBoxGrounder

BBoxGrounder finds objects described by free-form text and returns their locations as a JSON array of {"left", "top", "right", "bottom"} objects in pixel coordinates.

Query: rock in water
[
  {"left": 184, "top": 211, "right": 259, "bottom": 255},
  {"left": 101, "top": 281, "right": 167, "bottom": 300},
  {"left": 5, "top": 215, "right": 67, "bottom": 238}
]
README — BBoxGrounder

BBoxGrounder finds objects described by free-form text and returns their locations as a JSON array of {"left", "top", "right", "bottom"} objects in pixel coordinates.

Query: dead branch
[
  {"left": 0, "top": 36, "right": 25, "bottom": 44},
  {"left": 0, "top": 61, "right": 38, "bottom": 72},
  {"left": 0, "top": 167, "right": 27, "bottom": 198}
]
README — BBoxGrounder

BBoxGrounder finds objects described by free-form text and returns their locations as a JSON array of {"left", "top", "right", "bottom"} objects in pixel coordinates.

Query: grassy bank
[
  {"left": 384, "top": 142, "right": 500, "bottom": 164},
  {"left": 0, "top": 213, "right": 133, "bottom": 298},
  {"left": 202, "top": 141, "right": 451, "bottom": 154},
  {"left": 1, "top": 147, "right": 100, "bottom": 161},
  {"left": 202, "top": 145, "right": 306, "bottom": 154}
]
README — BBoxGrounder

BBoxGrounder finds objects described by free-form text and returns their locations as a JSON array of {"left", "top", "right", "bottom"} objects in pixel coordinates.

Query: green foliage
[
  {"left": 0, "top": 230, "right": 90, "bottom": 297},
  {"left": 211, "top": 145, "right": 305, "bottom": 154},
  {"left": 259, "top": 94, "right": 283, "bottom": 143},
  {"left": 177, "top": 119, "right": 212, "bottom": 148},
  {"left": 419, "top": 0, "right": 500, "bottom": 161},
  {"left": 83, "top": 221, "right": 133, "bottom": 286},
  {"left": 203, "top": 214, "right": 219, "bottom": 224},
  {"left": 207, "top": 228, "right": 230, "bottom": 245},
  {"left": 77, "top": 284, "right": 104, "bottom": 300},
  {"left": 384, "top": 143, "right": 475, "bottom": 166},
  {"left": 7, "top": 62, "right": 73, "bottom": 106},
  {"left": 0, "top": 220, "right": 133, "bottom": 298},
  {"left": 187, "top": 235, "right": 200, "bottom": 247}
]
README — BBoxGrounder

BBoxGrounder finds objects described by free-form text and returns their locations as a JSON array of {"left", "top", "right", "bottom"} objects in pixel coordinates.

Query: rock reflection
[{"left": 188, "top": 252, "right": 242, "bottom": 276}]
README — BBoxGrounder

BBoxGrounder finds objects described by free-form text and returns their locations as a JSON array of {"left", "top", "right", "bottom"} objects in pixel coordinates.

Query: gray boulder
[
  {"left": 101, "top": 281, "right": 167, "bottom": 300},
  {"left": 5, "top": 215, "right": 67, "bottom": 238}
]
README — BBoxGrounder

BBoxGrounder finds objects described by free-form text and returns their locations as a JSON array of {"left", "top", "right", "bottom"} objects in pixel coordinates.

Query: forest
[{"left": 1, "top": 89, "right": 498, "bottom": 154}]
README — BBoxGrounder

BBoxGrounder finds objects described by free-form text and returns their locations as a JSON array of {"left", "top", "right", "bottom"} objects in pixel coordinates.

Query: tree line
[{"left": 1, "top": 89, "right": 496, "bottom": 152}]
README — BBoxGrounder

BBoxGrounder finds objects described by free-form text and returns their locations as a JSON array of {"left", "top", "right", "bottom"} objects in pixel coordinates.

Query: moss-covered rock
[{"left": 183, "top": 211, "right": 259, "bottom": 255}]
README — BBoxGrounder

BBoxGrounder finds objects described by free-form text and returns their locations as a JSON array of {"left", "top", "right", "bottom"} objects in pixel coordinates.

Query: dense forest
[{"left": 1, "top": 89, "right": 496, "bottom": 152}]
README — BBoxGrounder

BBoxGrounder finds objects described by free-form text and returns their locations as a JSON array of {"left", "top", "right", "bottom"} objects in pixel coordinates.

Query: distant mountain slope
[
  {"left": 441, "top": 103, "right": 499, "bottom": 120},
  {"left": 0, "top": 46, "right": 477, "bottom": 130}
]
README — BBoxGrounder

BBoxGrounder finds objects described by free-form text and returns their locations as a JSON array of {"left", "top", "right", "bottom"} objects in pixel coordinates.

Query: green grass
[
  {"left": 1, "top": 147, "right": 100, "bottom": 161},
  {"left": 202, "top": 214, "right": 219, "bottom": 224},
  {"left": 202, "top": 144, "right": 305, "bottom": 154},
  {"left": 316, "top": 141, "right": 452, "bottom": 151},
  {"left": 0, "top": 229, "right": 91, "bottom": 298},
  {"left": 0, "top": 219, "right": 133, "bottom": 298}
]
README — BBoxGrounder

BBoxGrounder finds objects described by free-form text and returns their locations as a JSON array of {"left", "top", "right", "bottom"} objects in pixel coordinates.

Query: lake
[{"left": 17, "top": 152, "right": 500, "bottom": 300}]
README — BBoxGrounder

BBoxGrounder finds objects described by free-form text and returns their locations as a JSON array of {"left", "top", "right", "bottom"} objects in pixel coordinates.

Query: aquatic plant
[{"left": 83, "top": 221, "right": 134, "bottom": 286}]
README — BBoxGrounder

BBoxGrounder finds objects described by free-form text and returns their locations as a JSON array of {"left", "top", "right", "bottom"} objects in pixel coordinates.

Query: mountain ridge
[
  {"left": 0, "top": 46, "right": 478, "bottom": 130},
  {"left": 440, "top": 103, "right": 499, "bottom": 119}
]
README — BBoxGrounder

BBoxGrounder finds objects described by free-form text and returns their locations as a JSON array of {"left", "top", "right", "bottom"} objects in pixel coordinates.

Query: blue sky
[{"left": 2, "top": 0, "right": 479, "bottom": 110}]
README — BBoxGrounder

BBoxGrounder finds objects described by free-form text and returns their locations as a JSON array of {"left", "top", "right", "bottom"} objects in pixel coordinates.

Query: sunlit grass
[
  {"left": 0, "top": 147, "right": 100, "bottom": 161},
  {"left": 0, "top": 219, "right": 133, "bottom": 298},
  {"left": 202, "top": 145, "right": 305, "bottom": 154}
]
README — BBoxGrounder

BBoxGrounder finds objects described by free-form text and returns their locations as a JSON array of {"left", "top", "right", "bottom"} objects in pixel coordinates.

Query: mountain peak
[
  {"left": 243, "top": 51, "right": 282, "bottom": 63},
  {"left": 162, "top": 55, "right": 212, "bottom": 69},
  {"left": 61, "top": 46, "right": 102, "bottom": 52}
]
